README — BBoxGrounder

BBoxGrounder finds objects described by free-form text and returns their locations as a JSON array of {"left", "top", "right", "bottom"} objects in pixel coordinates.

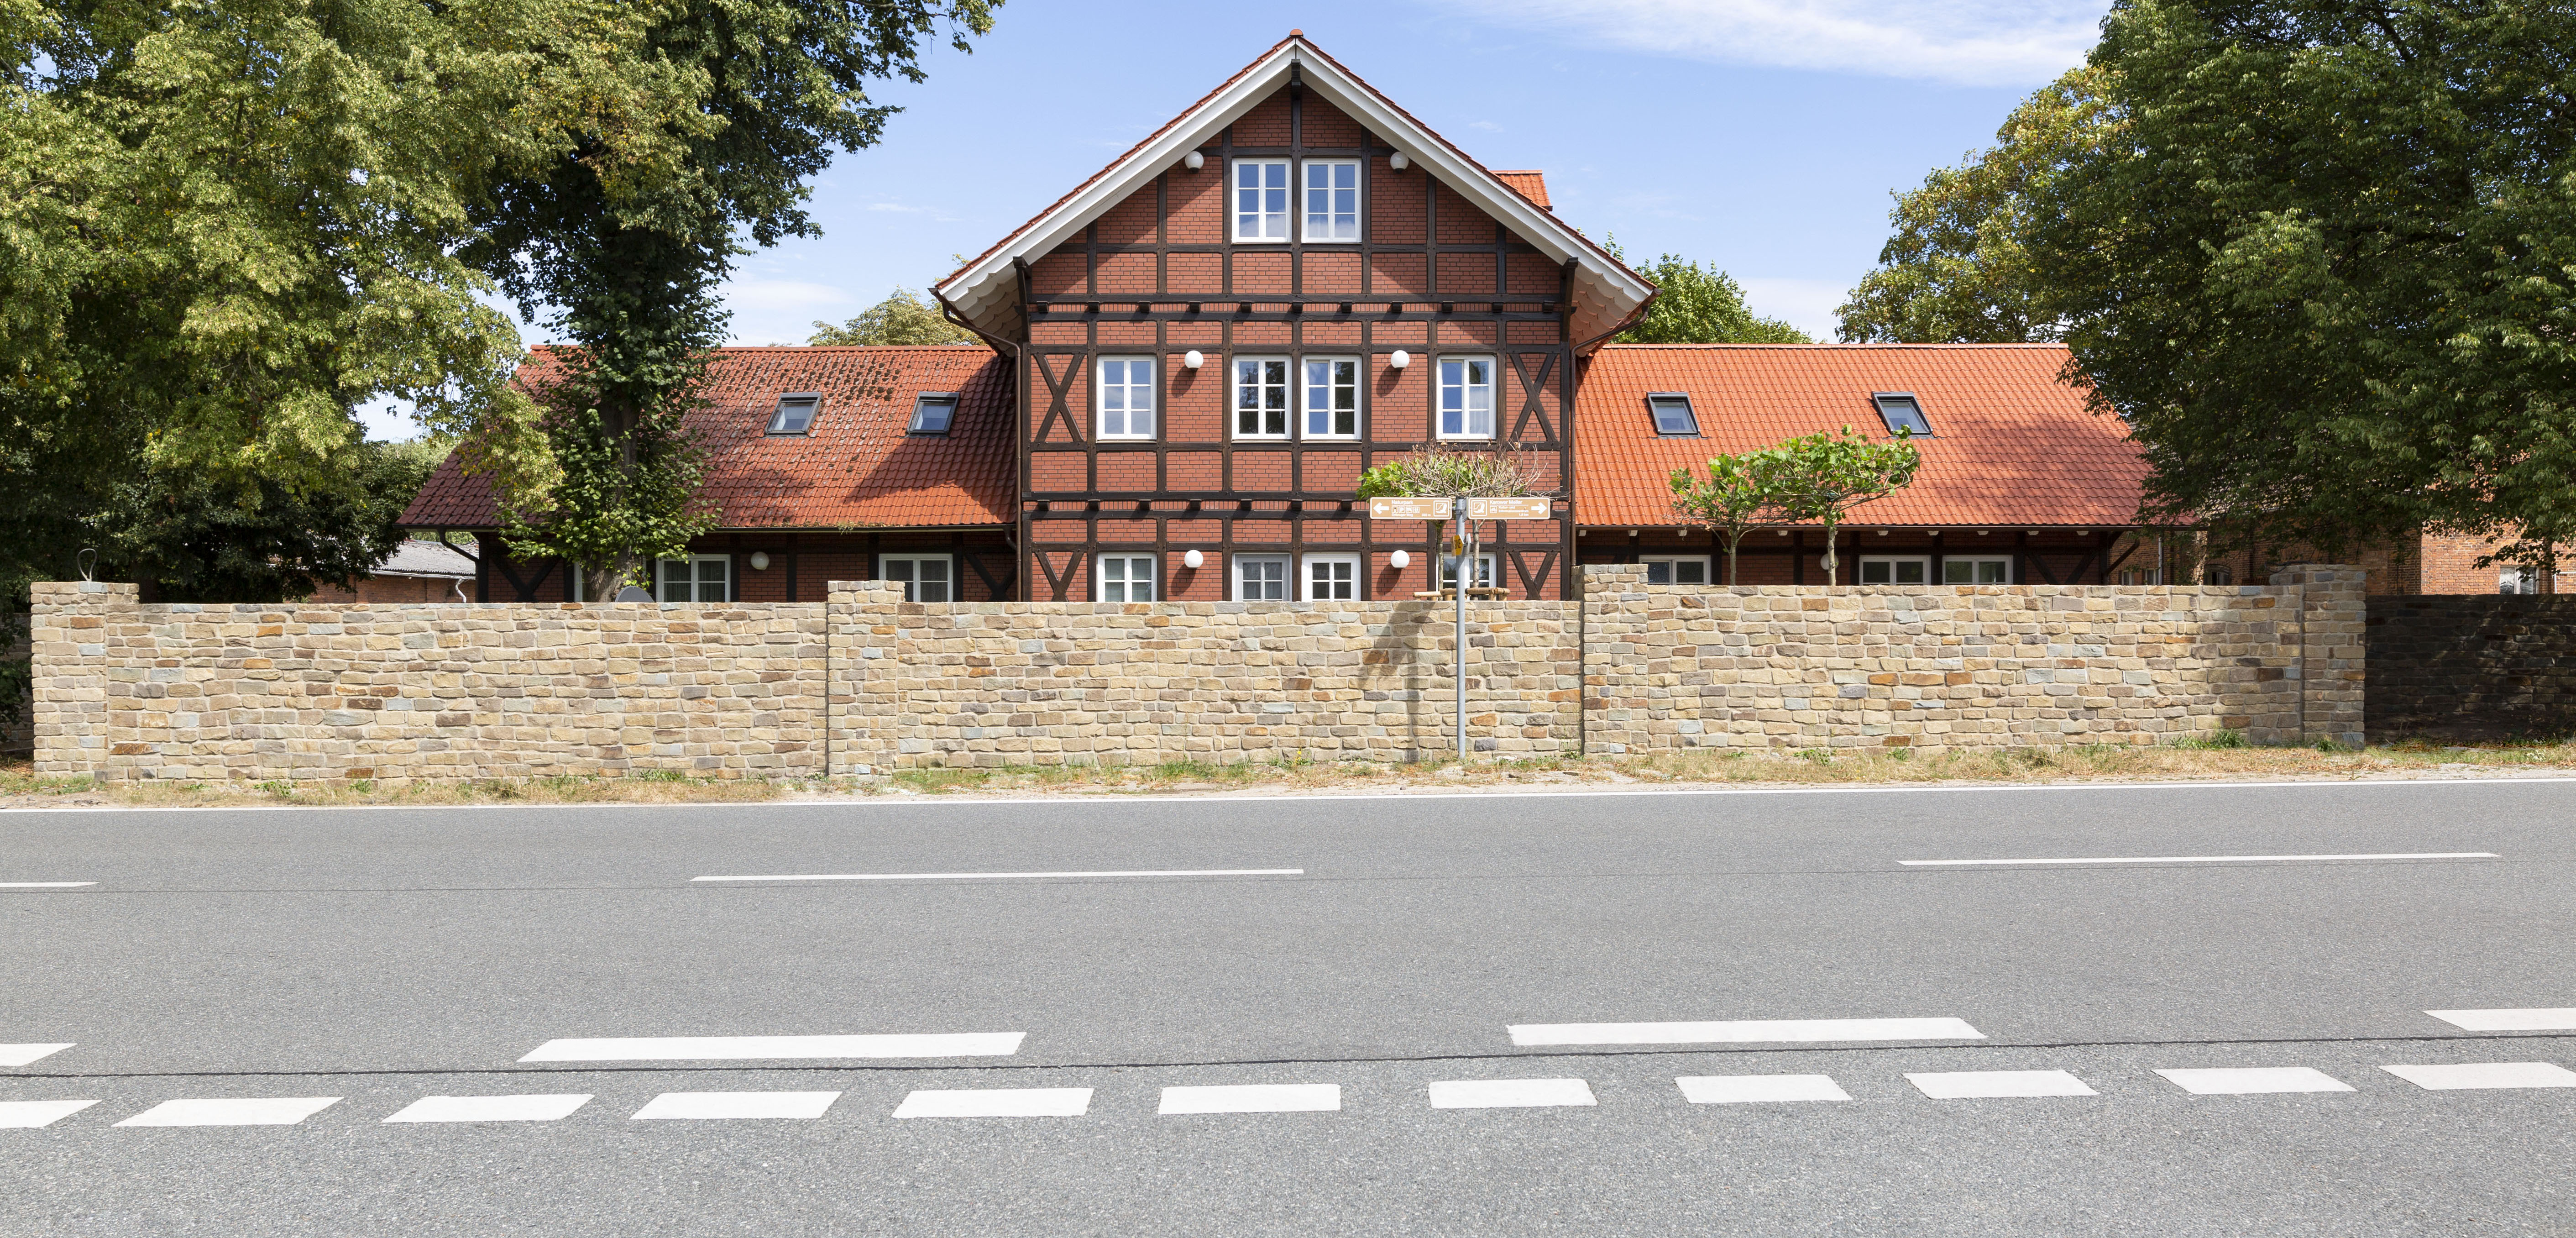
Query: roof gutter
[{"left": 934, "top": 287, "right": 1019, "bottom": 358}]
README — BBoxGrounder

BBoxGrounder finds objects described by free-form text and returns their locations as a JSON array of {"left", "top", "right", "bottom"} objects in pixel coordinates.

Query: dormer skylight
[
  {"left": 768, "top": 393, "right": 820, "bottom": 435},
  {"left": 1646, "top": 393, "right": 1699, "bottom": 436},
  {"left": 909, "top": 393, "right": 958, "bottom": 435},
  {"left": 1873, "top": 392, "right": 1932, "bottom": 437}
]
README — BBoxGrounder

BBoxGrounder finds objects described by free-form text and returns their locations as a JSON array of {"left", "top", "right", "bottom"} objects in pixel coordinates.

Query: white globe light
[
  {"left": 1389, "top": 349, "right": 1410, "bottom": 369},
  {"left": 1183, "top": 549, "right": 1204, "bottom": 569},
  {"left": 1389, "top": 549, "right": 1411, "bottom": 569},
  {"left": 1183, "top": 349, "right": 1204, "bottom": 369},
  {"left": 1390, "top": 152, "right": 1410, "bottom": 171},
  {"left": 1184, "top": 150, "right": 1205, "bottom": 171},
  {"left": 747, "top": 551, "right": 770, "bottom": 571}
]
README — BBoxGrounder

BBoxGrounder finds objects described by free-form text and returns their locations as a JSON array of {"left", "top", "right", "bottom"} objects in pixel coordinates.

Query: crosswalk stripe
[
  {"left": 1906, "top": 1070, "right": 2096, "bottom": 1099},
  {"left": 1428, "top": 1078, "right": 1597, "bottom": 1109},
  {"left": 893, "top": 1087, "right": 1093, "bottom": 1118},
  {"left": 519, "top": 1033, "right": 1023, "bottom": 1062},
  {"left": 632, "top": 1091, "right": 842, "bottom": 1120},
  {"left": 383, "top": 1094, "right": 594, "bottom": 1123},
  {"left": 1509, "top": 1018, "right": 1983, "bottom": 1046},
  {"left": 2155, "top": 1067, "right": 2355, "bottom": 1095},
  {"left": 0, "top": 1099, "right": 99, "bottom": 1128},
  {"left": 2427, "top": 1008, "right": 2576, "bottom": 1032},
  {"left": 2381, "top": 1062, "right": 2576, "bottom": 1091},
  {"left": 1158, "top": 1084, "right": 1341, "bottom": 1114},
  {"left": 0, "top": 1043, "right": 73, "bottom": 1067},
  {"left": 1676, "top": 1074, "right": 1851, "bottom": 1104},
  {"left": 114, "top": 1097, "right": 340, "bottom": 1127}
]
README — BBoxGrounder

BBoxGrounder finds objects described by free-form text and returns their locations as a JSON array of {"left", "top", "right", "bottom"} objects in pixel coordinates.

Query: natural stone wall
[
  {"left": 1584, "top": 564, "right": 2367, "bottom": 752},
  {"left": 2367, "top": 595, "right": 2576, "bottom": 741}
]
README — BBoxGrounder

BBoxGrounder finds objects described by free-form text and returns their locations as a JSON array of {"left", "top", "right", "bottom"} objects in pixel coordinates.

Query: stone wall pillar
[
  {"left": 2271, "top": 563, "right": 2367, "bottom": 746},
  {"left": 30, "top": 582, "right": 137, "bottom": 778}
]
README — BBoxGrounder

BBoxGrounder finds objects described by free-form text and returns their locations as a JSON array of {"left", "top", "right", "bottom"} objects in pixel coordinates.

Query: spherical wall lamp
[
  {"left": 1184, "top": 150, "right": 1204, "bottom": 172},
  {"left": 748, "top": 551, "right": 771, "bottom": 571},
  {"left": 1183, "top": 549, "right": 1204, "bottom": 569},
  {"left": 1389, "top": 549, "right": 1411, "bottom": 569},
  {"left": 1389, "top": 349, "right": 1411, "bottom": 369},
  {"left": 1183, "top": 349, "right": 1204, "bottom": 370},
  {"left": 1389, "top": 152, "right": 1410, "bottom": 171}
]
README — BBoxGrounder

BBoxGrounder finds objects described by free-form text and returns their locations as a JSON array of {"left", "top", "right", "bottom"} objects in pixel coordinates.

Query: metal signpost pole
[{"left": 1454, "top": 495, "right": 1469, "bottom": 766}]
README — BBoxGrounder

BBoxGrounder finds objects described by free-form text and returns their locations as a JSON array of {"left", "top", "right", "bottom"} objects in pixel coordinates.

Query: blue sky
[{"left": 367, "top": 0, "right": 2111, "bottom": 439}]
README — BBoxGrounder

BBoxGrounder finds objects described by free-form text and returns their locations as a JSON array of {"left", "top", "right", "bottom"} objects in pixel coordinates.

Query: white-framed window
[
  {"left": 1942, "top": 556, "right": 2013, "bottom": 584},
  {"left": 1303, "top": 158, "right": 1360, "bottom": 241},
  {"left": 567, "top": 561, "right": 590, "bottom": 603},
  {"left": 1233, "top": 357, "right": 1289, "bottom": 439},
  {"left": 2115, "top": 567, "right": 2159, "bottom": 586},
  {"left": 1236, "top": 553, "right": 1290, "bottom": 601},
  {"left": 1859, "top": 556, "right": 1931, "bottom": 585},
  {"left": 655, "top": 554, "right": 731, "bottom": 602},
  {"left": 1097, "top": 553, "right": 1157, "bottom": 602},
  {"left": 1437, "top": 356, "right": 1495, "bottom": 440},
  {"left": 880, "top": 554, "right": 953, "bottom": 602},
  {"left": 2500, "top": 566, "right": 2538, "bottom": 594},
  {"left": 1440, "top": 552, "right": 1499, "bottom": 593},
  {"left": 1232, "top": 158, "right": 1290, "bottom": 242},
  {"left": 1303, "top": 357, "right": 1360, "bottom": 439},
  {"left": 1303, "top": 552, "right": 1360, "bottom": 601},
  {"left": 1641, "top": 555, "right": 1711, "bottom": 585},
  {"left": 1097, "top": 357, "right": 1155, "bottom": 439}
]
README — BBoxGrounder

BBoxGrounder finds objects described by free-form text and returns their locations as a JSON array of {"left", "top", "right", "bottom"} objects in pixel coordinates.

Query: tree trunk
[{"left": 1819, "top": 519, "right": 1841, "bottom": 587}]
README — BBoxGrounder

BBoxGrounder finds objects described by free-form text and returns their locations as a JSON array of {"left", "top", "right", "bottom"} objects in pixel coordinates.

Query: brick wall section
[
  {"left": 31, "top": 567, "right": 2372, "bottom": 781},
  {"left": 2366, "top": 595, "right": 2576, "bottom": 741},
  {"left": 1582, "top": 564, "right": 2364, "bottom": 752}
]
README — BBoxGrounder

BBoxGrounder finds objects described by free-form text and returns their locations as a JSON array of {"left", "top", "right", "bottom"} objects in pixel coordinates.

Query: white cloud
[
  {"left": 1466, "top": 120, "right": 1504, "bottom": 131},
  {"left": 1452, "top": 0, "right": 2108, "bottom": 87},
  {"left": 1739, "top": 276, "right": 1851, "bottom": 341}
]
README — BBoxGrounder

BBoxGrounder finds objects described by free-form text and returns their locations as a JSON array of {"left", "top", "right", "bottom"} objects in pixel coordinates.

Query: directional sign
[
  {"left": 1366, "top": 496, "right": 1452, "bottom": 521},
  {"left": 1466, "top": 496, "right": 1553, "bottom": 521}
]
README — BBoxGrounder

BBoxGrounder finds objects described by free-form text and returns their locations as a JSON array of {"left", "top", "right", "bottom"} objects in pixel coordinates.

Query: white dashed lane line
[
  {"left": 113, "top": 1097, "right": 340, "bottom": 1128},
  {"left": 893, "top": 1088, "right": 1094, "bottom": 1119},
  {"left": 2381, "top": 1062, "right": 2576, "bottom": 1090},
  {"left": 631, "top": 1091, "right": 842, "bottom": 1120},
  {"left": 1509, "top": 1018, "right": 1983, "bottom": 1047},
  {"left": 519, "top": 1033, "right": 1023, "bottom": 1062},
  {"left": 1898, "top": 852, "right": 2499, "bottom": 867},
  {"left": 1907, "top": 1070, "right": 2098, "bottom": 1099},
  {"left": 2428, "top": 1008, "right": 2576, "bottom": 1032},
  {"left": 0, "top": 1044, "right": 73, "bottom": 1067},
  {"left": 1427, "top": 1078, "right": 1597, "bottom": 1109},
  {"left": 2155, "top": 1067, "right": 2356, "bottom": 1095},
  {"left": 383, "top": 1094, "right": 594, "bottom": 1123}
]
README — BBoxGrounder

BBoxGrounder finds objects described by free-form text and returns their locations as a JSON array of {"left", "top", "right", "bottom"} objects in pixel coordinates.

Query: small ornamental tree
[
  {"left": 1669, "top": 450, "right": 1791, "bottom": 584},
  {"left": 1769, "top": 426, "right": 1922, "bottom": 586},
  {"left": 497, "top": 364, "right": 719, "bottom": 600},
  {"left": 1354, "top": 444, "right": 1545, "bottom": 501}
]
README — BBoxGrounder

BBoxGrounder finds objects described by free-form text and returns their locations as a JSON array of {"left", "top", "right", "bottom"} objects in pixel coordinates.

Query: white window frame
[
  {"left": 655, "top": 554, "right": 731, "bottom": 602},
  {"left": 1096, "top": 553, "right": 1157, "bottom": 603},
  {"left": 1302, "top": 552, "right": 1361, "bottom": 601},
  {"left": 2501, "top": 566, "right": 2537, "bottom": 595},
  {"left": 1440, "top": 552, "right": 1500, "bottom": 593},
  {"left": 1858, "top": 555, "right": 1932, "bottom": 585},
  {"left": 1231, "top": 158, "right": 1291, "bottom": 243},
  {"left": 1232, "top": 356, "right": 1290, "bottom": 440},
  {"left": 1096, "top": 356, "right": 1156, "bottom": 440},
  {"left": 1302, "top": 356, "right": 1361, "bottom": 440},
  {"left": 2115, "top": 567, "right": 2160, "bottom": 586},
  {"left": 1640, "top": 555, "right": 1712, "bottom": 586},
  {"left": 1302, "top": 158, "right": 1361, "bottom": 242},
  {"left": 880, "top": 553, "right": 954, "bottom": 603},
  {"left": 1437, "top": 356, "right": 1496, "bottom": 441},
  {"left": 1941, "top": 556, "right": 2014, "bottom": 585},
  {"left": 1235, "top": 553, "right": 1291, "bottom": 601}
]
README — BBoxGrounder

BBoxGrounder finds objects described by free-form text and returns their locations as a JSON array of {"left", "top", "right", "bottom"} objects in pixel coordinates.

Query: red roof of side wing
[
  {"left": 1575, "top": 344, "right": 2149, "bottom": 529},
  {"left": 402, "top": 346, "right": 1015, "bottom": 530}
]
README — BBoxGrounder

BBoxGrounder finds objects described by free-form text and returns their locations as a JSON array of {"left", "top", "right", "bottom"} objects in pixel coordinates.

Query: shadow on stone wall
[{"left": 2367, "top": 596, "right": 2576, "bottom": 742}]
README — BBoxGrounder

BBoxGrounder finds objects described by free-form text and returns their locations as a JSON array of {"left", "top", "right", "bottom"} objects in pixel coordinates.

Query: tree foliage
[
  {"left": 1606, "top": 241, "right": 1810, "bottom": 344},
  {"left": 1838, "top": 68, "right": 2112, "bottom": 344},
  {"left": 1354, "top": 445, "right": 1548, "bottom": 500},
  {"left": 1668, "top": 451, "right": 1791, "bottom": 585},
  {"left": 2023, "top": 0, "right": 2576, "bottom": 565},
  {"left": 811, "top": 288, "right": 979, "bottom": 345},
  {"left": 1766, "top": 427, "right": 1922, "bottom": 587}
]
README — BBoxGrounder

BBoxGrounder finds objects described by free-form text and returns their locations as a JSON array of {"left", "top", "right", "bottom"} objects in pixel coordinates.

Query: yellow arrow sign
[
  {"left": 1366, "top": 497, "right": 1452, "bottom": 521},
  {"left": 1466, "top": 496, "right": 1554, "bottom": 520}
]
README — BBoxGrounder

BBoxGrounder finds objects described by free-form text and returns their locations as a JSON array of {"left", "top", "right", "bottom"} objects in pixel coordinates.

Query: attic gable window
[
  {"left": 1646, "top": 392, "right": 1699, "bottom": 436},
  {"left": 1873, "top": 392, "right": 1932, "bottom": 437},
  {"left": 909, "top": 392, "right": 958, "bottom": 435},
  {"left": 1303, "top": 159, "right": 1359, "bottom": 241},
  {"left": 1232, "top": 159, "right": 1289, "bottom": 242},
  {"left": 768, "top": 393, "right": 820, "bottom": 435}
]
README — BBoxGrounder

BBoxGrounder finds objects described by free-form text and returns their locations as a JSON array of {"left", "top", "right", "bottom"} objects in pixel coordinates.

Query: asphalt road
[{"left": 5, "top": 779, "right": 2573, "bottom": 1235}]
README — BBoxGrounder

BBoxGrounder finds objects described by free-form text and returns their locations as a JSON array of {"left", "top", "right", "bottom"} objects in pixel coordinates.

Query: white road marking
[
  {"left": 1900, "top": 852, "right": 2497, "bottom": 867},
  {"left": 1428, "top": 1078, "right": 1597, "bottom": 1109},
  {"left": 0, "top": 882, "right": 94, "bottom": 888},
  {"left": 1676, "top": 1074, "right": 1851, "bottom": 1104},
  {"left": 2428, "top": 1008, "right": 2576, "bottom": 1032},
  {"left": 2381, "top": 1062, "right": 2576, "bottom": 1091},
  {"left": 383, "top": 1094, "right": 593, "bottom": 1123},
  {"left": 0, "top": 1099, "right": 99, "bottom": 1128},
  {"left": 1158, "top": 1084, "right": 1341, "bottom": 1115},
  {"left": 519, "top": 1033, "right": 1023, "bottom": 1062},
  {"left": 115, "top": 1097, "right": 340, "bottom": 1127},
  {"left": 2155, "top": 1067, "right": 2355, "bottom": 1096},
  {"left": 691, "top": 869, "right": 1303, "bottom": 882},
  {"left": 0, "top": 1043, "right": 73, "bottom": 1067},
  {"left": 893, "top": 1087, "right": 1093, "bottom": 1118},
  {"left": 1906, "top": 1070, "right": 2096, "bottom": 1099},
  {"left": 1509, "top": 1018, "right": 1983, "bottom": 1046},
  {"left": 632, "top": 1091, "right": 841, "bottom": 1120}
]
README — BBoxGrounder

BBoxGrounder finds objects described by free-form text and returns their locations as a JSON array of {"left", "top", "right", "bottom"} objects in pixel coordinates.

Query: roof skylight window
[
  {"left": 768, "top": 393, "right": 820, "bottom": 435},
  {"left": 1646, "top": 392, "right": 1699, "bottom": 436},
  {"left": 908, "top": 392, "right": 958, "bottom": 435},
  {"left": 1873, "top": 392, "right": 1932, "bottom": 437}
]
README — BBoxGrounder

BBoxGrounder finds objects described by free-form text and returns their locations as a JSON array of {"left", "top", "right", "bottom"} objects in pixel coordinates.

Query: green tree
[
  {"left": 1838, "top": 68, "right": 2111, "bottom": 343},
  {"left": 2022, "top": 0, "right": 2576, "bottom": 563},
  {"left": 1668, "top": 450, "right": 1791, "bottom": 584},
  {"left": 1605, "top": 241, "right": 1810, "bottom": 344},
  {"left": 1768, "top": 426, "right": 1922, "bottom": 587},
  {"left": 811, "top": 288, "right": 979, "bottom": 345}
]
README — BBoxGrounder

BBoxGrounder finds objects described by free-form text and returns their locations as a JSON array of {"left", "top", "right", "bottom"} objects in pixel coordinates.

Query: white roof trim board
[{"left": 935, "top": 36, "right": 1655, "bottom": 350}]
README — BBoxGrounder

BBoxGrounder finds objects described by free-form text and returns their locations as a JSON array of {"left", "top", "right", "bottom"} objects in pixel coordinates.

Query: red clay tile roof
[
  {"left": 1576, "top": 344, "right": 2148, "bottom": 529},
  {"left": 403, "top": 346, "right": 1014, "bottom": 530},
  {"left": 1491, "top": 170, "right": 1549, "bottom": 210}
]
